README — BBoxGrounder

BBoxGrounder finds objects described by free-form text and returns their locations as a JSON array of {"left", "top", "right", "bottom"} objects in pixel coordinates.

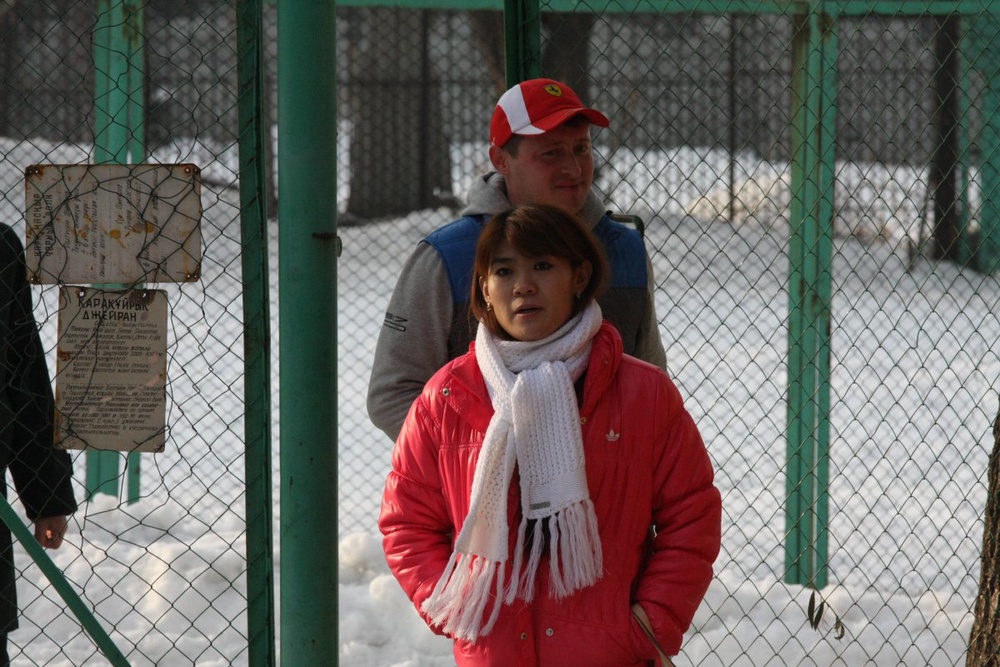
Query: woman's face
[{"left": 481, "top": 240, "right": 591, "bottom": 341}]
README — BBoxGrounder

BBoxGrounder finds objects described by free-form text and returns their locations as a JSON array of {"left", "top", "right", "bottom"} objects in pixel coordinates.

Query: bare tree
[
  {"left": 468, "top": 11, "right": 505, "bottom": 97},
  {"left": 540, "top": 12, "right": 595, "bottom": 104},
  {"left": 467, "top": 10, "right": 597, "bottom": 104},
  {"left": 0, "top": 0, "right": 16, "bottom": 136},
  {"left": 928, "top": 14, "right": 962, "bottom": 265},
  {"left": 344, "top": 7, "right": 452, "bottom": 221},
  {"left": 967, "top": 395, "right": 1000, "bottom": 665}
]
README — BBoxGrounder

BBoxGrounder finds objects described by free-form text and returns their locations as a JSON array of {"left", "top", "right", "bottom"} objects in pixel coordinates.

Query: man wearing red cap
[{"left": 368, "top": 78, "right": 667, "bottom": 440}]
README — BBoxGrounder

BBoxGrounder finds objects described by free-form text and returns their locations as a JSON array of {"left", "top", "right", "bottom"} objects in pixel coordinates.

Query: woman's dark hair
[{"left": 470, "top": 203, "right": 609, "bottom": 338}]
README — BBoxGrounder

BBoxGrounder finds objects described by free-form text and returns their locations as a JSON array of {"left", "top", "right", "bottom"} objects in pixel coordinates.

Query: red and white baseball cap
[{"left": 489, "top": 78, "right": 610, "bottom": 148}]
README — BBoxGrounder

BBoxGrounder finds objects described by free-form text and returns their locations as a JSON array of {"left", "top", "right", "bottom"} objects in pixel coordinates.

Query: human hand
[{"left": 34, "top": 516, "right": 69, "bottom": 550}]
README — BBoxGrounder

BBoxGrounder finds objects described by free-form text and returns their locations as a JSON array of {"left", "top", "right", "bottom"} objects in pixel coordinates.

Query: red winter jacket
[{"left": 380, "top": 322, "right": 721, "bottom": 667}]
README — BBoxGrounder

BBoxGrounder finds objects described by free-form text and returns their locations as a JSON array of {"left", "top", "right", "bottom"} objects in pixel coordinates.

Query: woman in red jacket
[{"left": 380, "top": 204, "right": 721, "bottom": 666}]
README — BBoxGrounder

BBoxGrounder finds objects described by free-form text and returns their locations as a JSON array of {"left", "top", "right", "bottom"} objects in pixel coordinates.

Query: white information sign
[
  {"left": 55, "top": 287, "right": 168, "bottom": 452},
  {"left": 24, "top": 163, "right": 202, "bottom": 284}
]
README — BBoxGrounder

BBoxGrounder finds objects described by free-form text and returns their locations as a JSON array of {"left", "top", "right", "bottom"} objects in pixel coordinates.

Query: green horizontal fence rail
[{"left": 334, "top": 0, "right": 998, "bottom": 13}]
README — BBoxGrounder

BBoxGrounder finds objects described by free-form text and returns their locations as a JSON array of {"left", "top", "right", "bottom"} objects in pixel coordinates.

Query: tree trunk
[
  {"left": 541, "top": 13, "right": 595, "bottom": 104},
  {"left": 928, "top": 14, "right": 962, "bottom": 263},
  {"left": 345, "top": 7, "right": 451, "bottom": 221},
  {"left": 468, "top": 10, "right": 506, "bottom": 97},
  {"left": 467, "top": 10, "right": 596, "bottom": 104},
  {"left": 967, "top": 396, "right": 1000, "bottom": 665},
  {"left": 0, "top": 0, "right": 16, "bottom": 137},
  {"left": 264, "top": 7, "right": 279, "bottom": 220}
]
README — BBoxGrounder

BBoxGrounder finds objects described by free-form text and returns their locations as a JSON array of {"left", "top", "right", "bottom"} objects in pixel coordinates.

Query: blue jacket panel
[{"left": 425, "top": 214, "right": 648, "bottom": 305}]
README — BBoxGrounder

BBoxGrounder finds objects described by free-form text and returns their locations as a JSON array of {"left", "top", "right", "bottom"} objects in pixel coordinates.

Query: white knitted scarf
[{"left": 421, "top": 301, "right": 604, "bottom": 642}]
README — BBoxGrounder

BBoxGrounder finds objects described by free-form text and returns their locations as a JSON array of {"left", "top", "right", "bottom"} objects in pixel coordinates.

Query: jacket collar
[
  {"left": 442, "top": 321, "right": 624, "bottom": 430},
  {"left": 460, "top": 171, "right": 607, "bottom": 228}
]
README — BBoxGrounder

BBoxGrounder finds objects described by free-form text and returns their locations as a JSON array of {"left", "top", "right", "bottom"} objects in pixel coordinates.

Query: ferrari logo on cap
[{"left": 543, "top": 84, "right": 563, "bottom": 96}]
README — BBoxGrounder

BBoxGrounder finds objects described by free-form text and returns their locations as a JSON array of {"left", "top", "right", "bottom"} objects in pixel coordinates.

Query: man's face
[{"left": 489, "top": 122, "right": 595, "bottom": 215}]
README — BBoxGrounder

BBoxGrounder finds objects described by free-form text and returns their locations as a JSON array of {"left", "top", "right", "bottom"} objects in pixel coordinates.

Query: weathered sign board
[
  {"left": 24, "top": 163, "right": 202, "bottom": 284},
  {"left": 55, "top": 287, "right": 168, "bottom": 452}
]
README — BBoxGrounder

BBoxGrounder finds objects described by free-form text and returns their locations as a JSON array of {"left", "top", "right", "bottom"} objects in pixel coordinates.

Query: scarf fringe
[
  {"left": 505, "top": 514, "right": 528, "bottom": 605},
  {"left": 507, "top": 499, "right": 604, "bottom": 603},
  {"left": 549, "top": 499, "right": 603, "bottom": 597},
  {"left": 422, "top": 551, "right": 505, "bottom": 642}
]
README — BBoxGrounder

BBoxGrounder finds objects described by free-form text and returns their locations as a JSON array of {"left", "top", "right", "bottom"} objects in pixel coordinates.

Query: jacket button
[
  {"left": 545, "top": 628, "right": 554, "bottom": 636},
  {"left": 442, "top": 388, "right": 450, "bottom": 396},
  {"left": 520, "top": 632, "right": 528, "bottom": 640},
  {"left": 580, "top": 417, "right": 587, "bottom": 425}
]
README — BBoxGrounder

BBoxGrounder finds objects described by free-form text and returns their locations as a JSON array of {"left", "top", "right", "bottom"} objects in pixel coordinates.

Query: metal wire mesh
[
  {"left": 2, "top": 0, "right": 253, "bottom": 664},
  {"left": 4, "top": 0, "right": 1000, "bottom": 664},
  {"left": 338, "top": 3, "right": 1000, "bottom": 665}
]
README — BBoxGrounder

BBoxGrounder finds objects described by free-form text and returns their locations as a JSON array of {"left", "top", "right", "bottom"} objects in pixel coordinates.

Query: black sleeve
[{"left": 1, "top": 225, "right": 77, "bottom": 520}]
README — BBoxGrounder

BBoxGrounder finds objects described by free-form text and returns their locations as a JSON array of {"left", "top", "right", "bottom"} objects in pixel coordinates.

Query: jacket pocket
[{"left": 631, "top": 604, "right": 675, "bottom": 667}]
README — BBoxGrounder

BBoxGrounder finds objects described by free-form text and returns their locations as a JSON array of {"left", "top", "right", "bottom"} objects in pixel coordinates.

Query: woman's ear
[
  {"left": 573, "top": 261, "right": 593, "bottom": 295},
  {"left": 480, "top": 276, "right": 490, "bottom": 302}
]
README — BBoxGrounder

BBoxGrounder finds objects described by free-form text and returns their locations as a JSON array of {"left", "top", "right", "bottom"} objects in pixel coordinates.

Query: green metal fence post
[
  {"left": 237, "top": 0, "right": 276, "bottom": 664},
  {"left": 277, "top": 0, "right": 338, "bottom": 662},
  {"left": 91, "top": 0, "right": 146, "bottom": 504},
  {"left": 963, "top": 10, "right": 1000, "bottom": 273},
  {"left": 979, "top": 47, "right": 1000, "bottom": 274},
  {"left": 90, "top": 0, "right": 124, "bottom": 501},
  {"left": 124, "top": 0, "right": 145, "bottom": 168},
  {"left": 94, "top": 0, "right": 129, "bottom": 165},
  {"left": 504, "top": 0, "right": 541, "bottom": 87},
  {"left": 785, "top": 0, "right": 836, "bottom": 590},
  {"left": 94, "top": 0, "right": 145, "bottom": 165}
]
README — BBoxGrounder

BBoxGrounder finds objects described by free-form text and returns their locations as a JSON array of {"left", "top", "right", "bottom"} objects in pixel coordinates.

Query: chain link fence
[
  {"left": 4, "top": 0, "right": 999, "bottom": 664},
  {"left": 1, "top": 0, "right": 261, "bottom": 664},
  {"left": 338, "top": 2, "right": 1000, "bottom": 665}
]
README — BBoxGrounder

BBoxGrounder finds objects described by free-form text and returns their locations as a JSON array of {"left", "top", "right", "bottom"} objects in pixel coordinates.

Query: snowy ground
[{"left": 2, "top": 133, "right": 999, "bottom": 665}]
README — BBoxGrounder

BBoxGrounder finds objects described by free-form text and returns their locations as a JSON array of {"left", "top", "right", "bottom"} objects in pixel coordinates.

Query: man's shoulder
[
  {"left": 419, "top": 215, "right": 488, "bottom": 303},
  {"left": 594, "top": 213, "right": 644, "bottom": 247},
  {"left": 593, "top": 213, "right": 649, "bottom": 287},
  {"left": 424, "top": 215, "right": 486, "bottom": 249},
  {"left": 0, "top": 223, "right": 18, "bottom": 243},
  {"left": 0, "top": 223, "right": 22, "bottom": 259}
]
